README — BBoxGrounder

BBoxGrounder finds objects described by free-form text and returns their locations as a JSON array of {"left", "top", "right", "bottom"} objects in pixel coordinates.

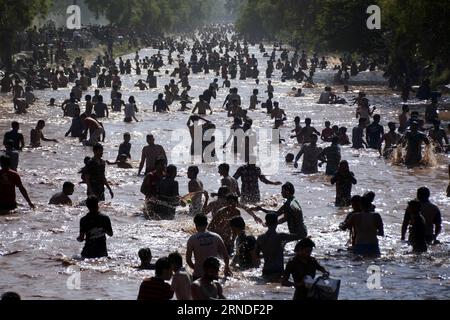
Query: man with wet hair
[
  {"left": 3, "top": 121, "right": 24, "bottom": 150},
  {"left": 0, "top": 155, "right": 35, "bottom": 213},
  {"left": 402, "top": 187, "right": 442, "bottom": 245},
  {"left": 80, "top": 113, "right": 104, "bottom": 146},
  {"left": 169, "top": 251, "right": 192, "bottom": 300},
  {"left": 49, "top": 181, "right": 75, "bottom": 206},
  {"left": 140, "top": 158, "right": 166, "bottom": 199},
  {"left": 403, "top": 200, "right": 428, "bottom": 253},
  {"left": 233, "top": 156, "right": 282, "bottom": 204},
  {"left": 202, "top": 186, "right": 230, "bottom": 217},
  {"left": 379, "top": 122, "right": 401, "bottom": 158},
  {"left": 401, "top": 121, "right": 430, "bottom": 167},
  {"left": 192, "top": 95, "right": 212, "bottom": 115},
  {"left": 137, "top": 257, "right": 174, "bottom": 300},
  {"left": 191, "top": 257, "right": 226, "bottom": 300},
  {"left": 30, "top": 120, "right": 58, "bottom": 148},
  {"left": 230, "top": 216, "right": 258, "bottom": 270},
  {"left": 255, "top": 213, "right": 303, "bottom": 282},
  {"left": 281, "top": 238, "right": 329, "bottom": 300},
  {"left": 186, "top": 214, "right": 231, "bottom": 281},
  {"left": 208, "top": 194, "right": 262, "bottom": 253},
  {"left": 138, "top": 134, "right": 167, "bottom": 176},
  {"left": 187, "top": 165, "right": 205, "bottom": 216},
  {"left": 341, "top": 195, "right": 384, "bottom": 256},
  {"left": 4, "top": 139, "right": 19, "bottom": 171},
  {"left": 366, "top": 114, "right": 384, "bottom": 150},
  {"left": 319, "top": 136, "right": 341, "bottom": 176},
  {"left": 137, "top": 248, "right": 155, "bottom": 270},
  {"left": 218, "top": 163, "right": 240, "bottom": 197},
  {"left": 155, "top": 164, "right": 181, "bottom": 220},
  {"left": 83, "top": 143, "right": 113, "bottom": 201},
  {"left": 255, "top": 182, "right": 307, "bottom": 237},
  {"left": 294, "top": 134, "right": 323, "bottom": 174},
  {"left": 352, "top": 118, "right": 368, "bottom": 150},
  {"left": 153, "top": 93, "right": 169, "bottom": 112},
  {"left": 77, "top": 195, "right": 113, "bottom": 258},
  {"left": 291, "top": 118, "right": 320, "bottom": 144}
]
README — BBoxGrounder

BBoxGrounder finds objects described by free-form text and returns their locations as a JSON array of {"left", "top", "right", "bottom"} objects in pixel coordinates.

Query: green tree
[
  {"left": 0, "top": 0, "right": 53, "bottom": 71},
  {"left": 85, "top": 0, "right": 213, "bottom": 34},
  {"left": 381, "top": 0, "right": 450, "bottom": 86},
  {"left": 315, "top": 0, "right": 384, "bottom": 55},
  {"left": 84, "top": 0, "right": 134, "bottom": 27}
]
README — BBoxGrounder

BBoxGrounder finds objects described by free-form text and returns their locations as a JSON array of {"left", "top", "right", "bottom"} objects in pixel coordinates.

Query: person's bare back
[
  {"left": 189, "top": 178, "right": 204, "bottom": 215},
  {"left": 141, "top": 144, "right": 167, "bottom": 174},
  {"left": 191, "top": 278, "right": 224, "bottom": 300}
]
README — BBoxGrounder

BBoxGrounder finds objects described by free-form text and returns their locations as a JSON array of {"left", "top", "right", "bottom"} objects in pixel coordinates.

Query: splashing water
[
  {"left": 391, "top": 145, "right": 404, "bottom": 166},
  {"left": 421, "top": 143, "right": 438, "bottom": 167},
  {"left": 391, "top": 144, "right": 438, "bottom": 168}
]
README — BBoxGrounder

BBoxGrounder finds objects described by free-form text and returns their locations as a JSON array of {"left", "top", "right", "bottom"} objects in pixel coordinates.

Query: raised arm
[{"left": 281, "top": 232, "right": 303, "bottom": 243}]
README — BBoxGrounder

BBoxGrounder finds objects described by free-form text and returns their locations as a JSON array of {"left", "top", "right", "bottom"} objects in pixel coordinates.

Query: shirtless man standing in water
[
  {"left": 0, "top": 155, "right": 35, "bottom": 213},
  {"left": 30, "top": 120, "right": 58, "bottom": 148},
  {"left": 208, "top": 194, "right": 263, "bottom": 253},
  {"left": 378, "top": 122, "right": 401, "bottom": 158},
  {"left": 294, "top": 134, "right": 323, "bottom": 174},
  {"left": 191, "top": 257, "right": 226, "bottom": 300},
  {"left": 80, "top": 114, "right": 104, "bottom": 146},
  {"left": 187, "top": 166, "right": 205, "bottom": 216},
  {"left": 138, "top": 134, "right": 167, "bottom": 175},
  {"left": 400, "top": 121, "right": 430, "bottom": 167}
]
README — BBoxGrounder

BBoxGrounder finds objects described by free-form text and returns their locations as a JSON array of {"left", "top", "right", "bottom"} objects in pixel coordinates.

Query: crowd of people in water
[{"left": 0, "top": 24, "right": 448, "bottom": 300}]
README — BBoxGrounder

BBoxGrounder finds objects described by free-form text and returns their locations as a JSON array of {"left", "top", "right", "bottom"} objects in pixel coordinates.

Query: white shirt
[{"left": 187, "top": 231, "right": 225, "bottom": 278}]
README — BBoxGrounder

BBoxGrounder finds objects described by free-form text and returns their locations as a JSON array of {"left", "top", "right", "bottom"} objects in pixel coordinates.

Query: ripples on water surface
[{"left": 0, "top": 44, "right": 449, "bottom": 300}]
